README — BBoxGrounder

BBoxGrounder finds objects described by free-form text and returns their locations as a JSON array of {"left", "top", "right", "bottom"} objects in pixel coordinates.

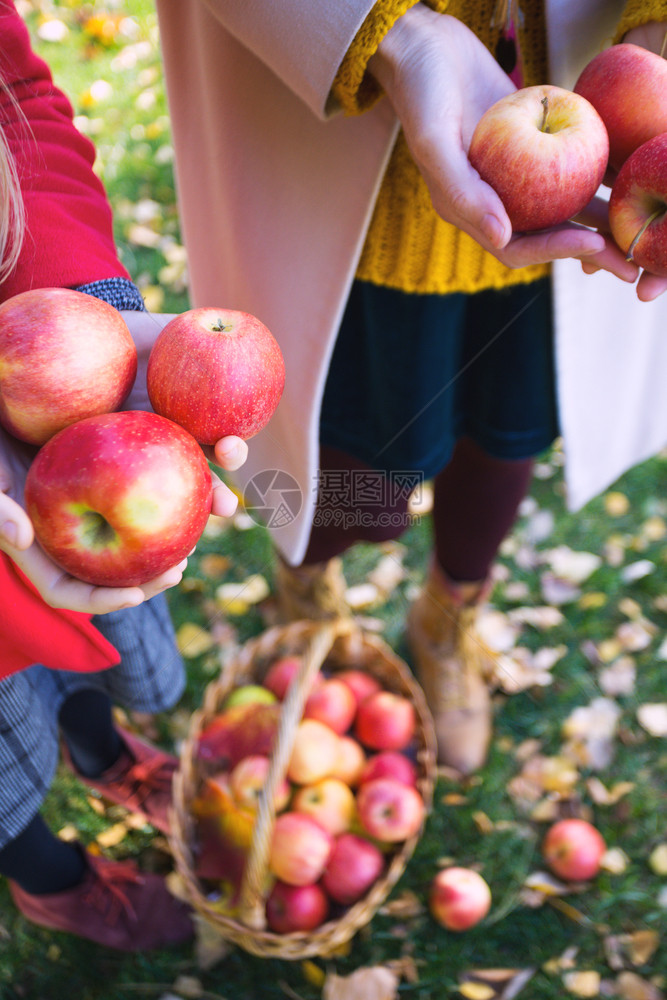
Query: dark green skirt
[{"left": 319, "top": 277, "right": 559, "bottom": 478}]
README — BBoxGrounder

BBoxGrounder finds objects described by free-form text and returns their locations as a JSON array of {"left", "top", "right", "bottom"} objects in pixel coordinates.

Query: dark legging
[{"left": 302, "top": 438, "right": 533, "bottom": 584}]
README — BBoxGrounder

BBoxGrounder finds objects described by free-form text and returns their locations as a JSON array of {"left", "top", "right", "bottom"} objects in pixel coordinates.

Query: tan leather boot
[
  {"left": 274, "top": 554, "right": 350, "bottom": 621},
  {"left": 407, "top": 564, "right": 495, "bottom": 774}
]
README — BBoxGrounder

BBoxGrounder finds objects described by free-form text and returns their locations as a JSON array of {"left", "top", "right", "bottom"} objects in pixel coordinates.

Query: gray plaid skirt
[{"left": 0, "top": 594, "right": 184, "bottom": 848}]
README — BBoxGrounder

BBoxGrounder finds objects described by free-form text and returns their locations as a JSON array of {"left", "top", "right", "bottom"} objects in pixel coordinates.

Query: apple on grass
[
  {"left": 468, "top": 84, "right": 609, "bottom": 232},
  {"left": 146, "top": 307, "right": 285, "bottom": 444},
  {"left": 429, "top": 867, "right": 492, "bottom": 931},
  {"left": 24, "top": 410, "right": 212, "bottom": 588},
  {"left": 542, "top": 818, "right": 606, "bottom": 882},
  {"left": 292, "top": 777, "right": 356, "bottom": 836},
  {"left": 268, "top": 812, "right": 333, "bottom": 886},
  {"left": 303, "top": 677, "right": 357, "bottom": 735},
  {"left": 354, "top": 690, "right": 416, "bottom": 752},
  {"left": 356, "top": 777, "right": 425, "bottom": 843},
  {"left": 609, "top": 133, "right": 667, "bottom": 277},
  {"left": 0, "top": 287, "right": 137, "bottom": 445},
  {"left": 574, "top": 43, "right": 667, "bottom": 172},
  {"left": 265, "top": 881, "right": 330, "bottom": 934},
  {"left": 322, "top": 833, "right": 385, "bottom": 906}
]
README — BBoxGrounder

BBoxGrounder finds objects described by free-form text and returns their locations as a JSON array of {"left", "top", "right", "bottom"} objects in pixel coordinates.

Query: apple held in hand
[
  {"left": 574, "top": 44, "right": 667, "bottom": 172},
  {"left": 542, "top": 818, "right": 606, "bottom": 881},
  {"left": 469, "top": 85, "right": 609, "bottom": 232},
  {"left": 147, "top": 307, "right": 285, "bottom": 444},
  {"left": 0, "top": 287, "right": 137, "bottom": 445},
  {"left": 429, "top": 867, "right": 492, "bottom": 931},
  {"left": 322, "top": 833, "right": 385, "bottom": 906},
  {"left": 269, "top": 812, "right": 333, "bottom": 886},
  {"left": 266, "top": 880, "right": 330, "bottom": 934},
  {"left": 24, "top": 410, "right": 212, "bottom": 587},
  {"left": 609, "top": 132, "right": 667, "bottom": 277}
]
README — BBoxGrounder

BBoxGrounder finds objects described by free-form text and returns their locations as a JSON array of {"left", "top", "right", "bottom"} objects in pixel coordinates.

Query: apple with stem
[
  {"left": 356, "top": 777, "right": 425, "bottom": 843},
  {"left": 147, "top": 307, "right": 285, "bottom": 444},
  {"left": 292, "top": 777, "right": 356, "bottom": 836},
  {"left": 469, "top": 85, "right": 609, "bottom": 232},
  {"left": 24, "top": 410, "right": 212, "bottom": 587},
  {"left": 429, "top": 867, "right": 492, "bottom": 931},
  {"left": 574, "top": 43, "right": 667, "bottom": 172},
  {"left": 0, "top": 287, "right": 137, "bottom": 446},
  {"left": 609, "top": 132, "right": 667, "bottom": 277}
]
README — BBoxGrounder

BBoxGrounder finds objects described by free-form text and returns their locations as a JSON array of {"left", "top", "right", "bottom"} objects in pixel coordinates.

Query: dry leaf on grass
[
  {"left": 561, "top": 697, "right": 622, "bottom": 770},
  {"left": 648, "top": 843, "right": 667, "bottom": 875},
  {"left": 604, "top": 930, "right": 660, "bottom": 970},
  {"left": 615, "top": 971, "right": 665, "bottom": 1000},
  {"left": 586, "top": 778, "right": 634, "bottom": 806},
  {"left": 95, "top": 822, "right": 129, "bottom": 848},
  {"left": 459, "top": 967, "right": 536, "bottom": 1000},
  {"left": 562, "top": 970, "right": 601, "bottom": 997},
  {"left": 322, "top": 965, "right": 399, "bottom": 1000},
  {"left": 541, "top": 546, "right": 602, "bottom": 583},
  {"left": 176, "top": 622, "right": 215, "bottom": 658},
  {"left": 598, "top": 657, "right": 636, "bottom": 697},
  {"left": 636, "top": 703, "right": 667, "bottom": 737}
]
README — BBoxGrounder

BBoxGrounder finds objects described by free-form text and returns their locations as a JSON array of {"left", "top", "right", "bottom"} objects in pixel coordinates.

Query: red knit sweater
[{"left": 0, "top": 1, "right": 129, "bottom": 678}]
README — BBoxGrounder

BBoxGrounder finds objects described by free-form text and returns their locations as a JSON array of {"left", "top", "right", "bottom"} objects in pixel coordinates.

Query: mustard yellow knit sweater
[{"left": 332, "top": 0, "right": 665, "bottom": 296}]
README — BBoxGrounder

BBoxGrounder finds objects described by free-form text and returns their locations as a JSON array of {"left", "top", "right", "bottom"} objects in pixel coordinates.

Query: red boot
[
  {"left": 63, "top": 727, "right": 177, "bottom": 835},
  {"left": 9, "top": 848, "right": 192, "bottom": 951}
]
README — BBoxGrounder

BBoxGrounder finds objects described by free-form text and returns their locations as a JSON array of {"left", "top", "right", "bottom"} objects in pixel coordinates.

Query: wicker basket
[{"left": 170, "top": 617, "right": 437, "bottom": 959}]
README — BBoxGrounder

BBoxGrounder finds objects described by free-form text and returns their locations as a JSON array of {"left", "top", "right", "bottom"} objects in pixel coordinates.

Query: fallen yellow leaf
[
  {"left": 562, "top": 970, "right": 601, "bottom": 997},
  {"left": 176, "top": 622, "right": 215, "bottom": 658},
  {"left": 649, "top": 843, "right": 667, "bottom": 875},
  {"left": 322, "top": 965, "right": 399, "bottom": 1000}
]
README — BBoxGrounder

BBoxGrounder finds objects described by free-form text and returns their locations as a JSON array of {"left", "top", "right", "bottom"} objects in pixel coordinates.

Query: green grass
[{"left": 2, "top": 5, "right": 666, "bottom": 999}]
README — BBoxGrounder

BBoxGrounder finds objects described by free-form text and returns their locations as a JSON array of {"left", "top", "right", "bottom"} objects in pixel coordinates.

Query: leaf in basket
[
  {"left": 322, "top": 965, "right": 400, "bottom": 1000},
  {"left": 191, "top": 773, "right": 255, "bottom": 888},
  {"left": 197, "top": 702, "right": 280, "bottom": 769}
]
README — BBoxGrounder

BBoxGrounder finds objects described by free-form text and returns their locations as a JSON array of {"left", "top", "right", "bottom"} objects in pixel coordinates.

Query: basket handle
[{"left": 236, "top": 617, "right": 355, "bottom": 930}]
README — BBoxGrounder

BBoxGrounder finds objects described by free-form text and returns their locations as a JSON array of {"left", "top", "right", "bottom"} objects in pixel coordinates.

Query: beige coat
[{"left": 156, "top": 0, "right": 667, "bottom": 564}]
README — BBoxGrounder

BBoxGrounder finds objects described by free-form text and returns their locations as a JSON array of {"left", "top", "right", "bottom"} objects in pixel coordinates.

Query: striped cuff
[{"left": 74, "top": 277, "right": 146, "bottom": 312}]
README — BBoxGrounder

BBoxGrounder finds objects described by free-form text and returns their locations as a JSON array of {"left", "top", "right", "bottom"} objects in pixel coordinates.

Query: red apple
[
  {"left": 429, "top": 867, "right": 492, "bottom": 931},
  {"left": 354, "top": 690, "right": 416, "bottom": 752},
  {"left": 146, "top": 307, "right": 285, "bottom": 443},
  {"left": 229, "top": 754, "right": 290, "bottom": 813},
  {"left": 265, "top": 880, "right": 330, "bottom": 934},
  {"left": 24, "top": 410, "right": 212, "bottom": 587},
  {"left": 609, "top": 133, "right": 667, "bottom": 276},
  {"left": 574, "top": 43, "right": 667, "bottom": 172},
  {"left": 331, "top": 735, "right": 367, "bottom": 787},
  {"left": 542, "top": 818, "right": 606, "bottom": 881},
  {"left": 303, "top": 677, "right": 357, "bottom": 735},
  {"left": 0, "top": 287, "right": 137, "bottom": 446},
  {"left": 263, "top": 656, "right": 320, "bottom": 701},
  {"left": 268, "top": 812, "right": 333, "bottom": 886},
  {"left": 336, "top": 669, "right": 382, "bottom": 707},
  {"left": 469, "top": 84, "right": 608, "bottom": 232},
  {"left": 197, "top": 702, "right": 280, "bottom": 769},
  {"left": 322, "top": 833, "right": 385, "bottom": 906},
  {"left": 292, "top": 777, "right": 356, "bottom": 836},
  {"left": 287, "top": 719, "right": 340, "bottom": 785},
  {"left": 359, "top": 751, "right": 418, "bottom": 788},
  {"left": 356, "top": 777, "right": 425, "bottom": 843}
]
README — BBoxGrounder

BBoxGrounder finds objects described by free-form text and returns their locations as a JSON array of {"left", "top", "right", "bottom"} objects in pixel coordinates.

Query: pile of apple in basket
[{"left": 166, "top": 619, "right": 437, "bottom": 958}]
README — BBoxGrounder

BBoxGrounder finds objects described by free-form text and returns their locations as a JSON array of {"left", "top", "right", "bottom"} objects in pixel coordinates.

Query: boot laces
[{"left": 82, "top": 859, "right": 143, "bottom": 924}]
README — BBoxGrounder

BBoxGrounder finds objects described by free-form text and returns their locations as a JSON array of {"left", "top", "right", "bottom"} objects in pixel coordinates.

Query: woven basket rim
[{"left": 169, "top": 617, "right": 437, "bottom": 959}]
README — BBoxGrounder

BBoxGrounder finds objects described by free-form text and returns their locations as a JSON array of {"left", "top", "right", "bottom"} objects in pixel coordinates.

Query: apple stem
[
  {"left": 626, "top": 208, "right": 663, "bottom": 263},
  {"left": 660, "top": 30, "right": 667, "bottom": 60},
  {"left": 211, "top": 318, "right": 233, "bottom": 332},
  {"left": 539, "top": 96, "right": 551, "bottom": 133}
]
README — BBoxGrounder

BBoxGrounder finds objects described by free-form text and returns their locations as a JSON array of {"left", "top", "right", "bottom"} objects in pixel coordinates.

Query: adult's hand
[{"left": 367, "top": 5, "right": 622, "bottom": 271}]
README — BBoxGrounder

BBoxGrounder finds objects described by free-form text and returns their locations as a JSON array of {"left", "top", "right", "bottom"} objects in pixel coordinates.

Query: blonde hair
[{"left": 0, "top": 91, "right": 25, "bottom": 282}]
